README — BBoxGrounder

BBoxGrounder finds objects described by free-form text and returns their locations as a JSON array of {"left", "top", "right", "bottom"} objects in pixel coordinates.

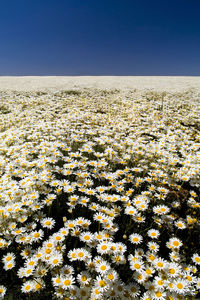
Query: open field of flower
[{"left": 0, "top": 83, "right": 200, "bottom": 299}]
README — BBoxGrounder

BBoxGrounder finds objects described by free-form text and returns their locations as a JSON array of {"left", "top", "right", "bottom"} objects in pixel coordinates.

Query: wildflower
[
  {"left": 124, "top": 206, "right": 137, "bottom": 216},
  {"left": 60, "top": 265, "right": 74, "bottom": 276},
  {"left": 147, "top": 242, "right": 159, "bottom": 252},
  {"left": 129, "top": 233, "right": 143, "bottom": 244},
  {"left": 154, "top": 276, "right": 166, "bottom": 290},
  {"left": 3, "top": 259, "right": 15, "bottom": 271},
  {"left": 59, "top": 227, "right": 69, "bottom": 237},
  {"left": 41, "top": 217, "right": 56, "bottom": 229},
  {"left": 61, "top": 275, "right": 75, "bottom": 290},
  {"left": 153, "top": 205, "right": 170, "bottom": 215},
  {"left": 105, "top": 269, "right": 118, "bottom": 282},
  {"left": 173, "top": 279, "right": 189, "bottom": 294},
  {"left": 79, "top": 232, "right": 94, "bottom": 244},
  {"left": 91, "top": 287, "right": 102, "bottom": 299},
  {"left": 31, "top": 229, "right": 44, "bottom": 242},
  {"left": 174, "top": 219, "right": 186, "bottom": 229},
  {"left": 0, "top": 286, "right": 7, "bottom": 298},
  {"left": 2, "top": 252, "right": 16, "bottom": 264},
  {"left": 196, "top": 278, "right": 200, "bottom": 290},
  {"left": 52, "top": 275, "right": 62, "bottom": 287},
  {"left": 77, "top": 271, "right": 91, "bottom": 285},
  {"left": 52, "top": 232, "right": 65, "bottom": 243},
  {"left": 68, "top": 249, "right": 78, "bottom": 261},
  {"left": 97, "top": 241, "right": 111, "bottom": 255},
  {"left": 112, "top": 254, "right": 126, "bottom": 265},
  {"left": 130, "top": 259, "right": 144, "bottom": 272},
  {"left": 24, "top": 266, "right": 35, "bottom": 277},
  {"left": 65, "top": 220, "right": 76, "bottom": 230},
  {"left": 95, "top": 276, "right": 109, "bottom": 292},
  {"left": 154, "top": 257, "right": 168, "bottom": 270},
  {"left": 144, "top": 266, "right": 155, "bottom": 277},
  {"left": 49, "top": 252, "right": 63, "bottom": 267},
  {"left": 76, "top": 248, "right": 91, "bottom": 261},
  {"left": 192, "top": 253, "right": 200, "bottom": 265},
  {"left": 134, "top": 271, "right": 148, "bottom": 284},
  {"left": 32, "top": 279, "right": 44, "bottom": 292},
  {"left": 168, "top": 237, "right": 183, "bottom": 249},
  {"left": 167, "top": 262, "right": 182, "bottom": 277},
  {"left": 169, "top": 252, "right": 180, "bottom": 262},
  {"left": 151, "top": 290, "right": 167, "bottom": 299},
  {"left": 21, "top": 280, "right": 34, "bottom": 293},
  {"left": 96, "top": 261, "right": 111, "bottom": 274},
  {"left": 25, "top": 257, "right": 37, "bottom": 269},
  {"left": 147, "top": 229, "right": 160, "bottom": 239},
  {"left": 116, "top": 242, "right": 127, "bottom": 253}
]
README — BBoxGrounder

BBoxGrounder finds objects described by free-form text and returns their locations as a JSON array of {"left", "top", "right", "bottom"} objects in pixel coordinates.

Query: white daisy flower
[
  {"left": 154, "top": 276, "right": 166, "bottom": 290},
  {"left": 173, "top": 279, "right": 189, "bottom": 294},
  {"left": 79, "top": 232, "right": 94, "bottom": 244},
  {"left": 151, "top": 290, "right": 167, "bottom": 299},
  {"left": 52, "top": 275, "right": 62, "bottom": 287},
  {"left": 147, "top": 241, "right": 159, "bottom": 252},
  {"left": 60, "top": 275, "right": 75, "bottom": 290},
  {"left": 40, "top": 217, "right": 55, "bottom": 229},
  {"left": 130, "top": 259, "right": 144, "bottom": 272},
  {"left": 0, "top": 285, "right": 7, "bottom": 298},
  {"left": 21, "top": 280, "right": 34, "bottom": 293},
  {"left": 174, "top": 219, "right": 186, "bottom": 229},
  {"left": 3, "top": 260, "right": 15, "bottom": 271},
  {"left": 192, "top": 253, "right": 200, "bottom": 265},
  {"left": 97, "top": 241, "right": 111, "bottom": 255},
  {"left": 153, "top": 257, "right": 168, "bottom": 270},
  {"left": 60, "top": 265, "right": 74, "bottom": 276},
  {"left": 147, "top": 229, "right": 160, "bottom": 239},
  {"left": 95, "top": 276, "right": 109, "bottom": 292},
  {"left": 31, "top": 229, "right": 44, "bottom": 242},
  {"left": 167, "top": 262, "right": 182, "bottom": 277},
  {"left": 129, "top": 233, "right": 143, "bottom": 244},
  {"left": 77, "top": 271, "right": 91, "bottom": 285},
  {"left": 168, "top": 237, "right": 183, "bottom": 249},
  {"left": 2, "top": 252, "right": 16, "bottom": 264},
  {"left": 96, "top": 261, "right": 111, "bottom": 275},
  {"left": 49, "top": 252, "right": 63, "bottom": 267},
  {"left": 124, "top": 206, "right": 137, "bottom": 216},
  {"left": 105, "top": 269, "right": 119, "bottom": 282}
]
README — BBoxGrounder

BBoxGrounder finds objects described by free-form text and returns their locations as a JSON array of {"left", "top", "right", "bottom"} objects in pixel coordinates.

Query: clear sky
[{"left": 0, "top": 0, "right": 200, "bottom": 76}]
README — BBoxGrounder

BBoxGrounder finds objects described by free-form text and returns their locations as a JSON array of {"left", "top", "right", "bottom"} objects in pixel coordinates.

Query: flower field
[{"left": 0, "top": 87, "right": 199, "bottom": 299}]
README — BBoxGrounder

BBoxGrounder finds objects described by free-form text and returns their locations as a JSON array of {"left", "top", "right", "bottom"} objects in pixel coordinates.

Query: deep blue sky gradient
[{"left": 0, "top": 0, "right": 200, "bottom": 75}]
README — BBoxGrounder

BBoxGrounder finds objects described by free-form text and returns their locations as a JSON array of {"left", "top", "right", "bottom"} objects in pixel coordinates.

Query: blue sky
[{"left": 0, "top": 0, "right": 200, "bottom": 75}]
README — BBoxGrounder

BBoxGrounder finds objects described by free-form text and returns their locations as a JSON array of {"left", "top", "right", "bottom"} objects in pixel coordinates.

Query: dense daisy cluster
[{"left": 0, "top": 88, "right": 199, "bottom": 299}]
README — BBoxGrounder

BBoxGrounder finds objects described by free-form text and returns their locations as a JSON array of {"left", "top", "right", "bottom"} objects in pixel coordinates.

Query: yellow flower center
[
  {"left": 108, "top": 274, "right": 114, "bottom": 280},
  {"left": 99, "top": 280, "right": 106, "bottom": 287},
  {"left": 133, "top": 237, "right": 139, "bottom": 242},
  {"left": 101, "top": 245, "right": 107, "bottom": 250},
  {"left": 173, "top": 241, "right": 179, "bottom": 246},
  {"left": 53, "top": 259, "right": 59, "bottom": 264},
  {"left": 134, "top": 263, "right": 141, "bottom": 269},
  {"left": 64, "top": 280, "right": 71, "bottom": 286},
  {"left": 155, "top": 292, "right": 162, "bottom": 297},
  {"left": 195, "top": 257, "right": 200, "bottom": 263},
  {"left": 81, "top": 275, "right": 87, "bottom": 281},
  {"left": 169, "top": 268, "right": 175, "bottom": 274},
  {"left": 157, "top": 262, "right": 163, "bottom": 268},
  {"left": 177, "top": 283, "right": 183, "bottom": 289}
]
